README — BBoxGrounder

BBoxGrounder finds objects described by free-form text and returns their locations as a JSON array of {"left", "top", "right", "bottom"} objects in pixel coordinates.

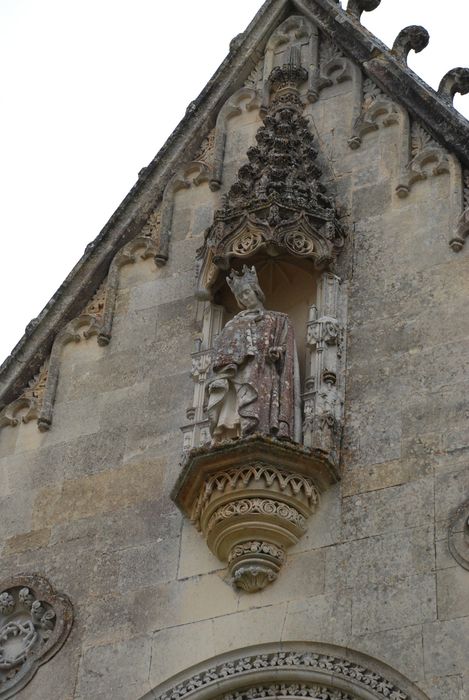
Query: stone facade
[{"left": 1, "top": 1, "right": 469, "bottom": 698}]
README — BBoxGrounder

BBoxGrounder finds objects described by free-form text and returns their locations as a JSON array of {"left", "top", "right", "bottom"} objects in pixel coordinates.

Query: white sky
[{"left": 1, "top": 0, "right": 468, "bottom": 366}]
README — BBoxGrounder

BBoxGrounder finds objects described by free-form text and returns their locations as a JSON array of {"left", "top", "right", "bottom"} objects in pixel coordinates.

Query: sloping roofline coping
[{"left": 1, "top": 0, "right": 468, "bottom": 408}]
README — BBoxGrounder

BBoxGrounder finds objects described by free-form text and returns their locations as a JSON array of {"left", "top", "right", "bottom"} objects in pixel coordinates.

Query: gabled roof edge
[
  {"left": 2, "top": 0, "right": 469, "bottom": 408},
  {"left": 0, "top": 0, "right": 291, "bottom": 408},
  {"left": 294, "top": 0, "right": 469, "bottom": 165}
]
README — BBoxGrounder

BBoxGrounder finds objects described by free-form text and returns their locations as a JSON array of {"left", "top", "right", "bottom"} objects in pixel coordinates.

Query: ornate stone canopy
[{"left": 196, "top": 50, "right": 345, "bottom": 300}]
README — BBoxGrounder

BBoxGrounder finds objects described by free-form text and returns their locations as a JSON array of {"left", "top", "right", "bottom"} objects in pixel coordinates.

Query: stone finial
[
  {"left": 438, "top": 67, "right": 469, "bottom": 103},
  {"left": 392, "top": 26, "right": 429, "bottom": 65},
  {"left": 346, "top": 0, "right": 381, "bottom": 21}
]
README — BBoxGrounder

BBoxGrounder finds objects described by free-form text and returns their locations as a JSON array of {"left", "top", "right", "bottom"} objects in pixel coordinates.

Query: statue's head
[{"left": 227, "top": 265, "right": 265, "bottom": 310}]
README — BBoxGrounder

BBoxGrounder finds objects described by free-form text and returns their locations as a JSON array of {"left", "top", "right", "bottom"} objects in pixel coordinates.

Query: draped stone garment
[{"left": 207, "top": 309, "right": 297, "bottom": 441}]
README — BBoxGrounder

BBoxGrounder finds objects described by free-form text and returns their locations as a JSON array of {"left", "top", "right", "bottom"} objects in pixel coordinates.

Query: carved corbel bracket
[
  {"left": 172, "top": 436, "right": 338, "bottom": 592},
  {"left": 0, "top": 574, "right": 73, "bottom": 699}
]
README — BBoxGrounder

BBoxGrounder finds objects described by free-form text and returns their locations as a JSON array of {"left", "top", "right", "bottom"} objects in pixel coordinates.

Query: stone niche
[
  {"left": 173, "top": 51, "right": 347, "bottom": 592},
  {"left": 172, "top": 435, "right": 338, "bottom": 592}
]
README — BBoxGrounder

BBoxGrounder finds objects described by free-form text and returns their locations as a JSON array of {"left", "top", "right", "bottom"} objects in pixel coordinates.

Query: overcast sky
[{"left": 1, "top": 0, "right": 468, "bottom": 366}]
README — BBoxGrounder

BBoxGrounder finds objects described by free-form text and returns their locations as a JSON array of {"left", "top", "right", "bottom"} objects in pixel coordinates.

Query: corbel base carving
[{"left": 172, "top": 436, "right": 339, "bottom": 592}]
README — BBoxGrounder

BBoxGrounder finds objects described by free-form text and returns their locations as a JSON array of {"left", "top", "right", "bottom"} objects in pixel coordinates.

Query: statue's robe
[{"left": 207, "top": 309, "right": 297, "bottom": 441}]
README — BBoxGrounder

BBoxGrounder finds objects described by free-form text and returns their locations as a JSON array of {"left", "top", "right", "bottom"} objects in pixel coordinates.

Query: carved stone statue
[{"left": 207, "top": 266, "right": 301, "bottom": 444}]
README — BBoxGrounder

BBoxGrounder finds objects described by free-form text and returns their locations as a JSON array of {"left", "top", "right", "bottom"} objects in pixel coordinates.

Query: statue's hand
[{"left": 267, "top": 346, "right": 284, "bottom": 364}]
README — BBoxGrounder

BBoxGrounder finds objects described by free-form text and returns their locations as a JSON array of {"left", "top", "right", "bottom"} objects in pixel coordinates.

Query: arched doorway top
[{"left": 140, "top": 642, "right": 430, "bottom": 700}]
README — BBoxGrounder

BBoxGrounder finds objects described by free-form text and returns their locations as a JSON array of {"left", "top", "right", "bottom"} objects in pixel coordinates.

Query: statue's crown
[{"left": 226, "top": 265, "right": 259, "bottom": 297}]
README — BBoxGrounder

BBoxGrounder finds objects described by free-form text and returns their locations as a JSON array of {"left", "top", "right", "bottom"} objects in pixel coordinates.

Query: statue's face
[{"left": 236, "top": 285, "right": 261, "bottom": 310}]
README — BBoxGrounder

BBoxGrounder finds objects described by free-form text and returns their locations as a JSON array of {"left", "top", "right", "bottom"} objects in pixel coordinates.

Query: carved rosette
[
  {"left": 172, "top": 436, "right": 338, "bottom": 592},
  {"left": 0, "top": 574, "right": 73, "bottom": 699}
]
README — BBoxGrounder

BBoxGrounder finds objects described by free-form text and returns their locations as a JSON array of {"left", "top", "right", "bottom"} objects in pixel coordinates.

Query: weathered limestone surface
[{"left": 1, "top": 8, "right": 469, "bottom": 699}]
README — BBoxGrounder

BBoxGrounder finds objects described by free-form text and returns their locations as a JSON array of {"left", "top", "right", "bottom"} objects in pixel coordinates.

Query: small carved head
[{"left": 227, "top": 265, "right": 265, "bottom": 310}]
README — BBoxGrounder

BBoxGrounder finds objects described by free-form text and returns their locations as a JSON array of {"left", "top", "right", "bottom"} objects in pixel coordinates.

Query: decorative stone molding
[
  {"left": 141, "top": 642, "right": 430, "bottom": 700},
  {"left": 243, "top": 58, "right": 264, "bottom": 91},
  {"left": 391, "top": 26, "right": 429, "bottom": 66},
  {"left": 303, "top": 272, "right": 346, "bottom": 469},
  {"left": 396, "top": 122, "right": 450, "bottom": 198},
  {"left": 97, "top": 234, "right": 160, "bottom": 346},
  {"left": 210, "top": 88, "right": 261, "bottom": 191},
  {"left": 448, "top": 497, "right": 469, "bottom": 571},
  {"left": 197, "top": 52, "right": 345, "bottom": 299},
  {"left": 0, "top": 227, "right": 162, "bottom": 433},
  {"left": 450, "top": 170, "right": 469, "bottom": 252},
  {"left": 0, "top": 574, "right": 73, "bottom": 699},
  {"left": 261, "top": 16, "right": 318, "bottom": 110},
  {"left": 172, "top": 436, "right": 337, "bottom": 592},
  {"left": 36, "top": 283, "right": 107, "bottom": 431},
  {"left": 0, "top": 363, "right": 48, "bottom": 429},
  {"left": 181, "top": 303, "right": 224, "bottom": 452},
  {"left": 349, "top": 78, "right": 401, "bottom": 150},
  {"left": 158, "top": 162, "right": 210, "bottom": 265},
  {"left": 309, "top": 38, "right": 354, "bottom": 101}
]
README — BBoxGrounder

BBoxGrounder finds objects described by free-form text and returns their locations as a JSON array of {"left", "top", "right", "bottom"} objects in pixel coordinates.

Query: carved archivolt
[
  {"left": 0, "top": 574, "right": 73, "bottom": 699},
  {"left": 448, "top": 497, "right": 469, "bottom": 570},
  {"left": 141, "top": 642, "right": 430, "bottom": 700}
]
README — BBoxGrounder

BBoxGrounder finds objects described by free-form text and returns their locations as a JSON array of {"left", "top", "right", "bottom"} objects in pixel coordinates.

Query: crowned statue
[{"left": 206, "top": 266, "right": 301, "bottom": 444}]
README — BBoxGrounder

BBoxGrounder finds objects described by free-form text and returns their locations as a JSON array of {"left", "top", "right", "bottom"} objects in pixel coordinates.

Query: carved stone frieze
[
  {"left": 448, "top": 497, "right": 469, "bottom": 571},
  {"left": 396, "top": 122, "right": 450, "bottom": 198},
  {"left": 0, "top": 574, "right": 73, "bottom": 699},
  {"left": 172, "top": 436, "right": 337, "bottom": 592},
  {"left": 222, "top": 685, "right": 353, "bottom": 700},
  {"left": 349, "top": 77, "right": 400, "bottom": 150}
]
